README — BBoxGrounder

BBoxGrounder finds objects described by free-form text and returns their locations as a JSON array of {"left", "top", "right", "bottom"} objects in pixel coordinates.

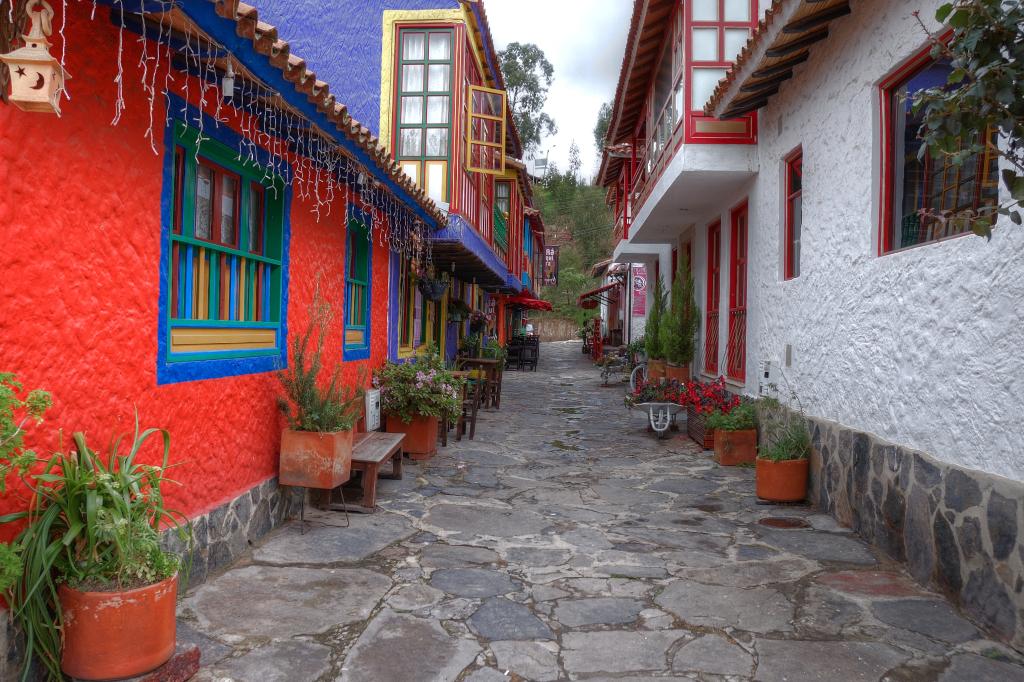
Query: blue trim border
[{"left": 156, "top": 94, "right": 292, "bottom": 385}]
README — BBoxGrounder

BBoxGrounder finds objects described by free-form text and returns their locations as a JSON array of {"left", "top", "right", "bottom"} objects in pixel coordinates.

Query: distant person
[{"left": 524, "top": 322, "right": 534, "bottom": 334}]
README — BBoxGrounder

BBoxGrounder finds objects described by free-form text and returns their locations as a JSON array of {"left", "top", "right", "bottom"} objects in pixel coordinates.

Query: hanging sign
[
  {"left": 632, "top": 265, "right": 647, "bottom": 316},
  {"left": 542, "top": 245, "right": 559, "bottom": 287}
]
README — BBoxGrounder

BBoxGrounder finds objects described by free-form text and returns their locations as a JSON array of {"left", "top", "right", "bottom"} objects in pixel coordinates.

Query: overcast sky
[{"left": 485, "top": 0, "right": 632, "bottom": 180}]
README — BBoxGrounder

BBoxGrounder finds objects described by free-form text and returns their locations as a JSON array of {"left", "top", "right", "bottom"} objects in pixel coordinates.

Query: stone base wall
[
  {"left": 0, "top": 477, "right": 301, "bottom": 681},
  {"left": 805, "top": 415, "right": 1024, "bottom": 651}
]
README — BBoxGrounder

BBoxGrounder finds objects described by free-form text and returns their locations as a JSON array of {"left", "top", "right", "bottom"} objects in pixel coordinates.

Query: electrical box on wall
[
  {"left": 759, "top": 359, "right": 781, "bottom": 396},
  {"left": 364, "top": 388, "right": 381, "bottom": 432}
]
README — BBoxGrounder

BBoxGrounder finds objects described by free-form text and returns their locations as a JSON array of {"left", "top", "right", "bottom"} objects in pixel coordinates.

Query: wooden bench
[{"left": 327, "top": 432, "right": 404, "bottom": 514}]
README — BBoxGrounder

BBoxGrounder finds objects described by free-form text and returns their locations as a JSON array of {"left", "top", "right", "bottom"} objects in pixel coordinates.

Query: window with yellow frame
[{"left": 466, "top": 85, "right": 507, "bottom": 175}]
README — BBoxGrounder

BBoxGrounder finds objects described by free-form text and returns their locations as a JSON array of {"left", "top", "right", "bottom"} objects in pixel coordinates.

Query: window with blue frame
[
  {"left": 160, "top": 119, "right": 288, "bottom": 383},
  {"left": 344, "top": 218, "right": 372, "bottom": 358}
]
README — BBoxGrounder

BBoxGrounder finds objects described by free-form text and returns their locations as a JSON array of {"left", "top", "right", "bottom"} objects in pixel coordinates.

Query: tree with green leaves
[
  {"left": 914, "top": 0, "right": 1024, "bottom": 237},
  {"left": 498, "top": 42, "right": 557, "bottom": 153},
  {"left": 594, "top": 102, "right": 612, "bottom": 154},
  {"left": 660, "top": 255, "right": 700, "bottom": 366},
  {"left": 645, "top": 276, "right": 666, "bottom": 360}
]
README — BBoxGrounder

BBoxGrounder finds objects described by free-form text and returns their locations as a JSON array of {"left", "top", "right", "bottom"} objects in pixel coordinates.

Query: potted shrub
[
  {"left": 708, "top": 400, "right": 758, "bottom": 466},
  {"left": 644, "top": 276, "right": 666, "bottom": 381},
  {"left": 0, "top": 375, "right": 189, "bottom": 680},
  {"left": 680, "top": 377, "right": 739, "bottom": 450},
  {"left": 661, "top": 254, "right": 700, "bottom": 383},
  {"left": 277, "top": 293, "right": 363, "bottom": 490},
  {"left": 377, "top": 348, "right": 462, "bottom": 460},
  {"left": 755, "top": 396, "right": 811, "bottom": 502}
]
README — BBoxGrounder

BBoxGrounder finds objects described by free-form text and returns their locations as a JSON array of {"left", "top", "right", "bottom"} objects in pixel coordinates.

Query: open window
[{"left": 466, "top": 85, "right": 507, "bottom": 175}]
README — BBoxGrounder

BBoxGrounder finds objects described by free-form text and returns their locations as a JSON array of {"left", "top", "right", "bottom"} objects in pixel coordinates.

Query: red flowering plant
[
  {"left": 677, "top": 377, "right": 740, "bottom": 415},
  {"left": 625, "top": 379, "right": 682, "bottom": 408}
]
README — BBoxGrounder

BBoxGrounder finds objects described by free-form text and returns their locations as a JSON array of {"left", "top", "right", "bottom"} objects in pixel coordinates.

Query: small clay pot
[
  {"left": 387, "top": 414, "right": 439, "bottom": 460},
  {"left": 280, "top": 429, "right": 354, "bottom": 489},
  {"left": 647, "top": 359, "right": 666, "bottom": 382},
  {"left": 60, "top": 574, "right": 178, "bottom": 680},
  {"left": 664, "top": 363, "right": 689, "bottom": 383},
  {"left": 714, "top": 428, "right": 758, "bottom": 466},
  {"left": 755, "top": 457, "right": 809, "bottom": 502}
]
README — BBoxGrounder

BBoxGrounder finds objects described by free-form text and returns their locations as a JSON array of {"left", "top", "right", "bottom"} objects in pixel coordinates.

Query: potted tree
[
  {"left": 0, "top": 374, "right": 189, "bottom": 681},
  {"left": 644, "top": 276, "right": 666, "bottom": 381},
  {"left": 708, "top": 400, "right": 758, "bottom": 466},
  {"left": 277, "top": 293, "right": 363, "bottom": 490},
  {"left": 755, "top": 396, "right": 811, "bottom": 501},
  {"left": 662, "top": 255, "right": 700, "bottom": 383},
  {"left": 377, "top": 348, "right": 462, "bottom": 460}
]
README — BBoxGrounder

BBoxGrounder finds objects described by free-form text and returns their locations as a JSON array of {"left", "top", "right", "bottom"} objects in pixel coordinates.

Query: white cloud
[{"left": 484, "top": 0, "right": 632, "bottom": 180}]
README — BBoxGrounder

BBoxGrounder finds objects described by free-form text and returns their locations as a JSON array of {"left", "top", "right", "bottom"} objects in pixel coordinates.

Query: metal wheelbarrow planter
[{"left": 635, "top": 402, "right": 683, "bottom": 439}]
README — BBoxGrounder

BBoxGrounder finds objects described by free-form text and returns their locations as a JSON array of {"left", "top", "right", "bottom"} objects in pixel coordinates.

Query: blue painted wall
[{"left": 254, "top": 0, "right": 460, "bottom": 134}]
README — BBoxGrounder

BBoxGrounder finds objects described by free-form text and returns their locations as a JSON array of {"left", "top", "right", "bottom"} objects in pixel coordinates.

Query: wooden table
[
  {"left": 327, "top": 432, "right": 404, "bottom": 513},
  {"left": 462, "top": 357, "right": 502, "bottom": 409}
]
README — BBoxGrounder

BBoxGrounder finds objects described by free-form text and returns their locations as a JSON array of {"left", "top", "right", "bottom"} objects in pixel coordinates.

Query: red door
[{"left": 727, "top": 203, "right": 748, "bottom": 382}]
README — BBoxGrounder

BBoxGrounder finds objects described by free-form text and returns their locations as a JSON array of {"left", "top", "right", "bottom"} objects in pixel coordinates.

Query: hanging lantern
[{"left": 0, "top": 1, "right": 70, "bottom": 116}]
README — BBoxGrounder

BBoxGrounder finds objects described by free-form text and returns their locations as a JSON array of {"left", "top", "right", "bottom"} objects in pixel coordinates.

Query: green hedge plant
[
  {"left": 707, "top": 401, "right": 757, "bottom": 432},
  {"left": 644, "top": 276, "right": 666, "bottom": 360}
]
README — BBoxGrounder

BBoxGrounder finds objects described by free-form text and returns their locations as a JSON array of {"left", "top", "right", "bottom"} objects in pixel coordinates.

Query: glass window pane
[
  {"left": 724, "top": 0, "right": 750, "bottom": 21},
  {"left": 691, "top": 68, "right": 727, "bottom": 111},
  {"left": 428, "top": 32, "right": 451, "bottom": 60},
  {"left": 673, "top": 80, "right": 684, "bottom": 123},
  {"left": 724, "top": 29, "right": 750, "bottom": 61},
  {"left": 401, "top": 128, "right": 422, "bottom": 157},
  {"left": 692, "top": 0, "right": 718, "bottom": 21},
  {"left": 426, "top": 95, "right": 449, "bottom": 123},
  {"left": 428, "top": 64, "right": 450, "bottom": 92},
  {"left": 402, "top": 32, "right": 425, "bottom": 60},
  {"left": 402, "top": 64, "right": 424, "bottom": 92},
  {"left": 692, "top": 28, "right": 719, "bottom": 61},
  {"left": 220, "top": 174, "right": 237, "bottom": 245},
  {"left": 425, "top": 128, "right": 449, "bottom": 157},
  {"left": 195, "top": 165, "right": 213, "bottom": 240},
  {"left": 401, "top": 96, "right": 423, "bottom": 124}
]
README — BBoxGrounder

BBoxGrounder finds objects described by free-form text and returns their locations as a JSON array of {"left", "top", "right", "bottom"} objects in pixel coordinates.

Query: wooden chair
[
  {"left": 457, "top": 379, "right": 483, "bottom": 441},
  {"left": 520, "top": 344, "right": 538, "bottom": 371}
]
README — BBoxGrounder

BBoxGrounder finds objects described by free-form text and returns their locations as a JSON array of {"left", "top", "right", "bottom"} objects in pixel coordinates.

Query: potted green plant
[
  {"left": 377, "top": 347, "right": 462, "bottom": 460},
  {"left": 644, "top": 276, "right": 666, "bottom": 381},
  {"left": 0, "top": 374, "right": 188, "bottom": 681},
  {"left": 662, "top": 255, "right": 700, "bottom": 383},
  {"left": 277, "top": 293, "right": 363, "bottom": 490},
  {"left": 707, "top": 400, "right": 758, "bottom": 466},
  {"left": 755, "top": 396, "right": 811, "bottom": 501}
]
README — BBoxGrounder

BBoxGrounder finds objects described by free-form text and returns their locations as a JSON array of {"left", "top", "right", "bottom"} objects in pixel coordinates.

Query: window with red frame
[
  {"left": 726, "top": 204, "right": 748, "bottom": 382},
  {"left": 784, "top": 149, "right": 802, "bottom": 279},
  {"left": 687, "top": 1, "right": 757, "bottom": 112},
  {"left": 881, "top": 55, "right": 998, "bottom": 253},
  {"left": 194, "top": 159, "right": 241, "bottom": 249},
  {"left": 704, "top": 221, "right": 721, "bottom": 374}
]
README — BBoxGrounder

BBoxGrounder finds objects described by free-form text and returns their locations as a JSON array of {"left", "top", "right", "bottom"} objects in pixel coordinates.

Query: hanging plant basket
[
  {"left": 418, "top": 277, "right": 449, "bottom": 301},
  {"left": 448, "top": 299, "right": 472, "bottom": 322}
]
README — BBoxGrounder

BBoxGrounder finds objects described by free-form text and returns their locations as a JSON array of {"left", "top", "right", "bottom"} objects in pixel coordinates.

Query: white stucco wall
[{"left": 693, "top": 0, "right": 1024, "bottom": 481}]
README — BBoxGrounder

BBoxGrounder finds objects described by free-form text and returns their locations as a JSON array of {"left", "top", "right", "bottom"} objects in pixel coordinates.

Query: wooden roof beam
[{"left": 783, "top": 3, "right": 850, "bottom": 34}]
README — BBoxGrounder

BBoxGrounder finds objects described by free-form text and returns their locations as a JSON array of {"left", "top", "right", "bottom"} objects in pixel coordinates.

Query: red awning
[
  {"left": 577, "top": 283, "right": 619, "bottom": 308},
  {"left": 506, "top": 294, "right": 553, "bottom": 311}
]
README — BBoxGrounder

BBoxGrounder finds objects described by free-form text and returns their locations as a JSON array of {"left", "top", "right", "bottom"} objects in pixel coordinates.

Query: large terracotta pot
[
  {"left": 60, "top": 574, "right": 178, "bottom": 680},
  {"left": 387, "top": 414, "right": 439, "bottom": 460},
  {"left": 756, "top": 457, "right": 809, "bottom": 502},
  {"left": 686, "top": 405, "right": 715, "bottom": 450},
  {"left": 647, "top": 359, "right": 666, "bottom": 382},
  {"left": 279, "top": 429, "right": 353, "bottom": 489},
  {"left": 665, "top": 363, "right": 689, "bottom": 383},
  {"left": 714, "top": 428, "right": 758, "bottom": 466}
]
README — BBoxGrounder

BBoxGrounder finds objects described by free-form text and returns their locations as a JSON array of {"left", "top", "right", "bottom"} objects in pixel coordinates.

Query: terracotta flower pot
[
  {"left": 387, "top": 414, "right": 439, "bottom": 460},
  {"left": 60, "top": 574, "right": 178, "bottom": 680},
  {"left": 279, "top": 429, "right": 353, "bottom": 489},
  {"left": 686, "top": 405, "right": 715, "bottom": 450},
  {"left": 756, "top": 457, "right": 809, "bottom": 502},
  {"left": 665, "top": 363, "right": 689, "bottom": 383},
  {"left": 714, "top": 428, "right": 758, "bottom": 466},
  {"left": 647, "top": 359, "right": 666, "bottom": 382}
]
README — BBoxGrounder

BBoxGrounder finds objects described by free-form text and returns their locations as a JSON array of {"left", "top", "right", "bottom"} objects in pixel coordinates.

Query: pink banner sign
[{"left": 632, "top": 265, "right": 647, "bottom": 316}]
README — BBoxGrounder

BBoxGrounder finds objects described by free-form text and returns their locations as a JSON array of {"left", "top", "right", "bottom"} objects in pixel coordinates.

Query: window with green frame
[
  {"left": 396, "top": 27, "right": 453, "bottom": 204},
  {"left": 344, "top": 218, "right": 372, "bottom": 358},
  {"left": 166, "top": 122, "right": 285, "bottom": 368}
]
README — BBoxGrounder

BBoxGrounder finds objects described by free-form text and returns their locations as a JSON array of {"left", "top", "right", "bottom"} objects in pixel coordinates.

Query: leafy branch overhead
[
  {"left": 499, "top": 42, "right": 557, "bottom": 152},
  {"left": 914, "top": 0, "right": 1024, "bottom": 238}
]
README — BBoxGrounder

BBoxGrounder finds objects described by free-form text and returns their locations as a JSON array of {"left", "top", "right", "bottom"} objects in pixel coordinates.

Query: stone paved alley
[{"left": 181, "top": 342, "right": 1024, "bottom": 681}]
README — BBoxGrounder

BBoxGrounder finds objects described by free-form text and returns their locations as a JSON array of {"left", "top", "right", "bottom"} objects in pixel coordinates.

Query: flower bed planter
[
  {"left": 665, "top": 363, "right": 689, "bottom": 383},
  {"left": 387, "top": 414, "right": 439, "bottom": 460},
  {"left": 60, "top": 574, "right": 178, "bottom": 680},
  {"left": 714, "top": 428, "right": 757, "bottom": 466},
  {"left": 756, "top": 457, "right": 809, "bottom": 502},
  {"left": 686, "top": 405, "right": 715, "bottom": 450},
  {"left": 647, "top": 359, "right": 666, "bottom": 382},
  {"left": 279, "top": 429, "right": 353, "bottom": 489}
]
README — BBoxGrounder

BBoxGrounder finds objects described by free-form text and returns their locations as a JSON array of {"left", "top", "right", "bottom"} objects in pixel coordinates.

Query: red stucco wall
[{"left": 0, "top": 4, "right": 389, "bottom": 526}]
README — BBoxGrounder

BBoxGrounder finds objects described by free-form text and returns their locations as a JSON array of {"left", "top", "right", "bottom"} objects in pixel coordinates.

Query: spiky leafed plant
[{"left": 276, "top": 288, "right": 363, "bottom": 433}]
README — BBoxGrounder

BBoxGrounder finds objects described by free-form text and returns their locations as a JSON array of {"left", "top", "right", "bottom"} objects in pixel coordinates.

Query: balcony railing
[{"left": 493, "top": 207, "right": 508, "bottom": 250}]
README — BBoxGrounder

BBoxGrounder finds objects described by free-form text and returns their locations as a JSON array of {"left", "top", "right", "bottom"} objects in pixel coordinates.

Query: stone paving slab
[{"left": 183, "top": 342, "right": 1024, "bottom": 681}]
